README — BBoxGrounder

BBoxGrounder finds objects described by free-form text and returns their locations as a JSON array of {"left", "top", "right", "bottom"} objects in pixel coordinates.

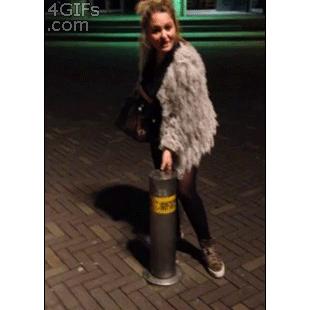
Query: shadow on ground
[
  {"left": 94, "top": 185, "right": 150, "bottom": 235},
  {"left": 94, "top": 185, "right": 206, "bottom": 270},
  {"left": 94, "top": 185, "right": 151, "bottom": 269}
]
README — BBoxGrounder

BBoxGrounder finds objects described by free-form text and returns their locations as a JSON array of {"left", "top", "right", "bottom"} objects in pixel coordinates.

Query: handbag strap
[{"left": 138, "top": 84, "right": 153, "bottom": 105}]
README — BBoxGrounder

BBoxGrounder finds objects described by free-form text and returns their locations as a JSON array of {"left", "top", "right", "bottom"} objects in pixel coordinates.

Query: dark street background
[{"left": 45, "top": 41, "right": 265, "bottom": 152}]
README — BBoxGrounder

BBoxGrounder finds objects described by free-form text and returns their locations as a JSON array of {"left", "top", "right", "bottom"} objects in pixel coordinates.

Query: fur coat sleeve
[{"left": 140, "top": 42, "right": 218, "bottom": 179}]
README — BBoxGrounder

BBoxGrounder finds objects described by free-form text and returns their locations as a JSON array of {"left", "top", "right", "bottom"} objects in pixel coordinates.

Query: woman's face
[{"left": 146, "top": 12, "right": 177, "bottom": 56}]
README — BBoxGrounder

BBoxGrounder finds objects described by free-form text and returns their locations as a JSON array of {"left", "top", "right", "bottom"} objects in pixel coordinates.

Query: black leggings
[{"left": 150, "top": 141, "right": 211, "bottom": 242}]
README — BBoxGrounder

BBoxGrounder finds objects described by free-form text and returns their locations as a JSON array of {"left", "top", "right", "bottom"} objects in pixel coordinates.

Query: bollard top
[
  {"left": 149, "top": 170, "right": 177, "bottom": 197},
  {"left": 149, "top": 169, "right": 177, "bottom": 181}
]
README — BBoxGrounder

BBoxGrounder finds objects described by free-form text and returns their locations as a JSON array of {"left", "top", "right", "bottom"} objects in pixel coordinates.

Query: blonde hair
[{"left": 135, "top": 0, "right": 183, "bottom": 48}]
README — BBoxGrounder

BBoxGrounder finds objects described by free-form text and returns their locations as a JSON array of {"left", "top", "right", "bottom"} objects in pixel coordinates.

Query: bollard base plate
[{"left": 143, "top": 266, "right": 182, "bottom": 286}]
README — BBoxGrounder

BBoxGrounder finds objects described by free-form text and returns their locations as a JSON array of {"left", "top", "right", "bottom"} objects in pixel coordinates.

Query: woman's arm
[{"left": 160, "top": 149, "right": 173, "bottom": 171}]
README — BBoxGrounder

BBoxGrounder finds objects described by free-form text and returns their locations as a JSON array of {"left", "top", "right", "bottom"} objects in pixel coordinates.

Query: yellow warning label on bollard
[{"left": 151, "top": 195, "right": 176, "bottom": 215}]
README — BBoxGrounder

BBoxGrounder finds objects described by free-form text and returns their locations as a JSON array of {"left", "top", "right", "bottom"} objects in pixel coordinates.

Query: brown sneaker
[{"left": 200, "top": 239, "right": 225, "bottom": 278}]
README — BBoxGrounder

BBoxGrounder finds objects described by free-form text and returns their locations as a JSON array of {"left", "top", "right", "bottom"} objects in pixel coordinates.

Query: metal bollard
[{"left": 143, "top": 170, "right": 182, "bottom": 286}]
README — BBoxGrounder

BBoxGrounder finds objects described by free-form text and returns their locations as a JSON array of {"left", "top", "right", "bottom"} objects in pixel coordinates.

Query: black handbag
[{"left": 115, "top": 95, "right": 152, "bottom": 143}]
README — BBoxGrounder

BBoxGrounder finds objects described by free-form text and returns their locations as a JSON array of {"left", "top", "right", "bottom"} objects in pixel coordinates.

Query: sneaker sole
[{"left": 208, "top": 263, "right": 225, "bottom": 279}]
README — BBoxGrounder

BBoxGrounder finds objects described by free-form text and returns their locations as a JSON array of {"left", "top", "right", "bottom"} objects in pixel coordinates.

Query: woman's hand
[{"left": 160, "top": 149, "right": 173, "bottom": 172}]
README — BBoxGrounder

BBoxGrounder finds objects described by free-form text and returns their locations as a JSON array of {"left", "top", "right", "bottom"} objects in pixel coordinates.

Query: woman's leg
[
  {"left": 178, "top": 167, "right": 225, "bottom": 278},
  {"left": 177, "top": 167, "right": 211, "bottom": 242}
]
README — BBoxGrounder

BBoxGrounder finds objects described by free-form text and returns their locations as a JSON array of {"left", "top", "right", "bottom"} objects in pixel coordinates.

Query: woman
[{"left": 135, "top": 0, "right": 225, "bottom": 278}]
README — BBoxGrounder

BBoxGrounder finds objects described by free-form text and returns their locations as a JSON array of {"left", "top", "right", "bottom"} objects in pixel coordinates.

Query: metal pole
[{"left": 143, "top": 170, "right": 182, "bottom": 286}]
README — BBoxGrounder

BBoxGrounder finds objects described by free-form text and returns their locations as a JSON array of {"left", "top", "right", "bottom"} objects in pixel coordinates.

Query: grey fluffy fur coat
[{"left": 139, "top": 41, "right": 218, "bottom": 179}]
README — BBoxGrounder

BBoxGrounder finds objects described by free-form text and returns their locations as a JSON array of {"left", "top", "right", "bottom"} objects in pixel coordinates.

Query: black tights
[{"left": 150, "top": 142, "right": 211, "bottom": 242}]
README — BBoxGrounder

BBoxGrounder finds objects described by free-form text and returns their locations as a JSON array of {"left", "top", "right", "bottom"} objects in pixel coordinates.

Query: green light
[
  {"left": 173, "top": 0, "right": 183, "bottom": 16},
  {"left": 45, "top": 40, "right": 264, "bottom": 50}
]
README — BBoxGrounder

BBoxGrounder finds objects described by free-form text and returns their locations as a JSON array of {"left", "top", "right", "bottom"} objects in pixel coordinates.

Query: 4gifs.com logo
[{"left": 47, "top": 2, "right": 100, "bottom": 32}]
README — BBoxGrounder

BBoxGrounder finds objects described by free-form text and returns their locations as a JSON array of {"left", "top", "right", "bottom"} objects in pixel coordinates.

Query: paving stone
[
  {"left": 234, "top": 268, "right": 265, "bottom": 290},
  {"left": 211, "top": 204, "right": 236, "bottom": 215},
  {"left": 143, "top": 291, "right": 175, "bottom": 310},
  {"left": 45, "top": 265, "right": 68, "bottom": 279},
  {"left": 73, "top": 250, "right": 98, "bottom": 272},
  {"left": 107, "top": 254, "right": 133, "bottom": 275},
  {"left": 46, "top": 222, "right": 65, "bottom": 237},
  {"left": 232, "top": 303, "right": 250, "bottom": 310},
  {"left": 90, "top": 224, "right": 112, "bottom": 241},
  {"left": 168, "top": 296, "right": 193, "bottom": 309},
  {"left": 85, "top": 242, "right": 117, "bottom": 256},
  {"left": 219, "top": 237, "right": 248, "bottom": 257},
  {"left": 179, "top": 261, "right": 207, "bottom": 284},
  {"left": 58, "top": 222, "right": 80, "bottom": 239},
  {"left": 89, "top": 252, "right": 118, "bottom": 274},
  {"left": 254, "top": 305, "right": 265, "bottom": 310},
  {"left": 69, "top": 239, "right": 110, "bottom": 253},
  {"left": 159, "top": 282, "right": 186, "bottom": 299},
  {"left": 242, "top": 255, "right": 265, "bottom": 271},
  {"left": 101, "top": 244, "right": 124, "bottom": 257},
  {"left": 221, "top": 285, "right": 257, "bottom": 307},
  {"left": 224, "top": 271, "right": 248, "bottom": 289},
  {"left": 234, "top": 238, "right": 263, "bottom": 257},
  {"left": 45, "top": 287, "right": 60, "bottom": 307},
  {"left": 101, "top": 274, "right": 141, "bottom": 292},
  {"left": 75, "top": 202, "right": 94, "bottom": 215},
  {"left": 181, "top": 281, "right": 217, "bottom": 301},
  {"left": 107, "top": 226, "right": 126, "bottom": 241},
  {"left": 128, "top": 291, "right": 157, "bottom": 310},
  {"left": 90, "top": 287, "right": 119, "bottom": 310},
  {"left": 210, "top": 301, "right": 230, "bottom": 310},
  {"left": 121, "top": 278, "right": 147, "bottom": 294},
  {"left": 45, "top": 247, "right": 64, "bottom": 268},
  {"left": 109, "top": 288, "right": 138, "bottom": 310},
  {"left": 201, "top": 284, "right": 237, "bottom": 305},
  {"left": 181, "top": 274, "right": 199, "bottom": 289},
  {"left": 51, "top": 236, "right": 86, "bottom": 252},
  {"left": 47, "top": 304, "right": 66, "bottom": 310},
  {"left": 243, "top": 291, "right": 265, "bottom": 308},
  {"left": 75, "top": 223, "right": 98, "bottom": 240},
  {"left": 252, "top": 267, "right": 265, "bottom": 282},
  {"left": 190, "top": 298, "right": 212, "bottom": 310},
  {"left": 47, "top": 268, "right": 83, "bottom": 286},
  {"left": 53, "top": 283, "right": 79, "bottom": 309},
  {"left": 66, "top": 269, "right": 104, "bottom": 287},
  {"left": 124, "top": 256, "right": 145, "bottom": 276},
  {"left": 240, "top": 187, "right": 262, "bottom": 198},
  {"left": 84, "top": 271, "right": 121, "bottom": 290},
  {"left": 56, "top": 248, "right": 79, "bottom": 269},
  {"left": 71, "top": 285, "right": 102, "bottom": 310}
]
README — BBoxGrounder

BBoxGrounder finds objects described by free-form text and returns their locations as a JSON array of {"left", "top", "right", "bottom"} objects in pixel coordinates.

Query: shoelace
[{"left": 204, "top": 246, "right": 222, "bottom": 267}]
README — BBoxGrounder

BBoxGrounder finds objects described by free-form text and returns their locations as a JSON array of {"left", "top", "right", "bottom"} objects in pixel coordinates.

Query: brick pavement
[{"left": 45, "top": 95, "right": 265, "bottom": 309}]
